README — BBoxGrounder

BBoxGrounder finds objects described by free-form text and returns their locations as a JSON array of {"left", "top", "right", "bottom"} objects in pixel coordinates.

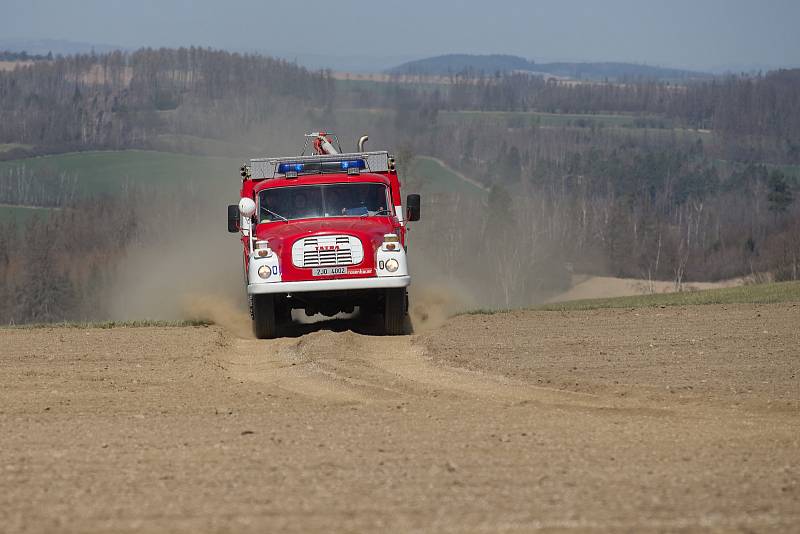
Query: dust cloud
[
  {"left": 408, "top": 254, "right": 477, "bottom": 332},
  {"left": 105, "top": 127, "right": 482, "bottom": 336},
  {"left": 107, "top": 197, "right": 475, "bottom": 336},
  {"left": 105, "top": 120, "right": 322, "bottom": 331},
  {"left": 182, "top": 294, "right": 253, "bottom": 338},
  {"left": 107, "top": 182, "right": 249, "bottom": 331}
]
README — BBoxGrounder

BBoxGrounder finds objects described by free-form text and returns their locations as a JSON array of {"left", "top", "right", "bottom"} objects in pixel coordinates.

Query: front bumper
[{"left": 247, "top": 275, "right": 410, "bottom": 294}]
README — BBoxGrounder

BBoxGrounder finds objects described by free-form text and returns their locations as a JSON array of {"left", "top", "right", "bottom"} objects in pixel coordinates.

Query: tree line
[
  {"left": 0, "top": 50, "right": 52, "bottom": 61},
  {"left": 0, "top": 48, "right": 798, "bottom": 321},
  {"left": 0, "top": 195, "right": 138, "bottom": 323},
  {"left": 0, "top": 47, "right": 333, "bottom": 156},
  {"left": 378, "top": 78, "right": 799, "bottom": 301},
  {"left": 340, "top": 69, "right": 800, "bottom": 164}
]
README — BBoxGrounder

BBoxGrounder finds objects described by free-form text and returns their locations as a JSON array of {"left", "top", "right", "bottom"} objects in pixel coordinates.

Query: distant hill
[
  {"left": 390, "top": 54, "right": 534, "bottom": 75},
  {"left": 0, "top": 38, "right": 123, "bottom": 57},
  {"left": 388, "top": 54, "right": 711, "bottom": 81}
]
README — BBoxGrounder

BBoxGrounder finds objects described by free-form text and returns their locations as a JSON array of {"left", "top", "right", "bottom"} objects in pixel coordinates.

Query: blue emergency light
[
  {"left": 277, "top": 159, "right": 366, "bottom": 175},
  {"left": 340, "top": 159, "right": 366, "bottom": 170},
  {"left": 278, "top": 162, "right": 304, "bottom": 174}
]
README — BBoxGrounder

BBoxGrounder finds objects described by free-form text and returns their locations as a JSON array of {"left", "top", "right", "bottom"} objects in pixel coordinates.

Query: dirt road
[{"left": 1, "top": 303, "right": 798, "bottom": 532}]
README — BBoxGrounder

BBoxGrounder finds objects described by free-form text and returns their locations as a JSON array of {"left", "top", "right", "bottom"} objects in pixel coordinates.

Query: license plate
[{"left": 312, "top": 267, "right": 347, "bottom": 276}]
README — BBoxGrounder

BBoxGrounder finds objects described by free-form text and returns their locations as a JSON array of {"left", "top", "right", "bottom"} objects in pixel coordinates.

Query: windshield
[{"left": 258, "top": 183, "right": 391, "bottom": 222}]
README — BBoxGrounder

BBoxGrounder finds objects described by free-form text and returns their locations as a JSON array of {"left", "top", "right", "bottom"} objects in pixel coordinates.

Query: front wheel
[
  {"left": 384, "top": 288, "right": 407, "bottom": 335},
  {"left": 252, "top": 294, "right": 277, "bottom": 339}
]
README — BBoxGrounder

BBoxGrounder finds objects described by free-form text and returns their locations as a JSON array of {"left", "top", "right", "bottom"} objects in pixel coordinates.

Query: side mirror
[
  {"left": 406, "top": 194, "right": 421, "bottom": 222},
  {"left": 227, "top": 204, "right": 239, "bottom": 233}
]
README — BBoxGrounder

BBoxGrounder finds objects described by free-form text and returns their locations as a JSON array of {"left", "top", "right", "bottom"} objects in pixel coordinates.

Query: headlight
[
  {"left": 385, "top": 258, "right": 399, "bottom": 272},
  {"left": 257, "top": 265, "right": 271, "bottom": 279},
  {"left": 382, "top": 233, "right": 400, "bottom": 251},
  {"left": 255, "top": 240, "right": 272, "bottom": 258}
]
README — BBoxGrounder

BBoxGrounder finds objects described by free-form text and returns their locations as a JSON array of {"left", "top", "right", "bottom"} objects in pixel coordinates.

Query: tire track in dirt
[
  {"left": 215, "top": 336, "right": 374, "bottom": 403},
  {"left": 214, "top": 327, "right": 665, "bottom": 415}
]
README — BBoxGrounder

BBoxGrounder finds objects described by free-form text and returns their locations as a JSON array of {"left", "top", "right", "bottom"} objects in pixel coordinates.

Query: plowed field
[{"left": 1, "top": 303, "right": 798, "bottom": 532}]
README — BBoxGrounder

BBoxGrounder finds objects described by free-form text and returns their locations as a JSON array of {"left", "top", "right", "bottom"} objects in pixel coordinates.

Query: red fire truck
[{"left": 227, "top": 133, "right": 421, "bottom": 339}]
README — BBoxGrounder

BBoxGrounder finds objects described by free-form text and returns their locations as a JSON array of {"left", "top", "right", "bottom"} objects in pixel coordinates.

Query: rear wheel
[
  {"left": 384, "top": 288, "right": 407, "bottom": 335},
  {"left": 252, "top": 294, "right": 277, "bottom": 339}
]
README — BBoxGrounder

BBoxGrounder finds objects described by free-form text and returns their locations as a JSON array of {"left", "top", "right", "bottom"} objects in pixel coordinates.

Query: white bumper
[{"left": 248, "top": 275, "right": 410, "bottom": 294}]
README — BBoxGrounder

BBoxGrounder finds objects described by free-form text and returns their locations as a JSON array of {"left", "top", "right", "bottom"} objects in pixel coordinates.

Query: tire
[
  {"left": 252, "top": 294, "right": 277, "bottom": 339},
  {"left": 384, "top": 288, "right": 407, "bottom": 335}
]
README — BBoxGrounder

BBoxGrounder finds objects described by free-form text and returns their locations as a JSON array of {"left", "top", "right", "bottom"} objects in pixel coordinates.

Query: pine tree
[{"left": 767, "top": 170, "right": 793, "bottom": 213}]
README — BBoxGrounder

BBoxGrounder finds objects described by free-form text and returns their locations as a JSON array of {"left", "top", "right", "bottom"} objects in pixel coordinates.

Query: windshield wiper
[
  {"left": 264, "top": 209, "right": 289, "bottom": 222},
  {"left": 364, "top": 208, "right": 394, "bottom": 217}
]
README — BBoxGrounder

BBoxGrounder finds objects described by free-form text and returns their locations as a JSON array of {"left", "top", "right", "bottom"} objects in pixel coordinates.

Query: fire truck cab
[{"left": 227, "top": 133, "right": 420, "bottom": 339}]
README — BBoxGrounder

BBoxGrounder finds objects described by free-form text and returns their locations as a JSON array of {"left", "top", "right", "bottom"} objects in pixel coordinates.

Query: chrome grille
[{"left": 291, "top": 235, "right": 364, "bottom": 268}]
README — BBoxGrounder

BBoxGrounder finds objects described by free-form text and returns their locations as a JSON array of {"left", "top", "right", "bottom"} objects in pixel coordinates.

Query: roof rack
[{"left": 249, "top": 151, "right": 390, "bottom": 180}]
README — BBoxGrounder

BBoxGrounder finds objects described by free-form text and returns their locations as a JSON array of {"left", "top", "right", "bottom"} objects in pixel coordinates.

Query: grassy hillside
[
  {"left": 441, "top": 110, "right": 647, "bottom": 128},
  {"left": 0, "top": 150, "right": 243, "bottom": 225},
  {"left": 439, "top": 111, "right": 713, "bottom": 143},
  {"left": 0, "top": 204, "right": 56, "bottom": 226},
  {"left": 0, "top": 149, "right": 488, "bottom": 201},
  {"left": 0, "top": 150, "right": 241, "bottom": 196},
  {"left": 411, "top": 157, "right": 488, "bottom": 198},
  {"left": 0, "top": 149, "right": 486, "bottom": 224},
  {"left": 715, "top": 159, "right": 800, "bottom": 186}
]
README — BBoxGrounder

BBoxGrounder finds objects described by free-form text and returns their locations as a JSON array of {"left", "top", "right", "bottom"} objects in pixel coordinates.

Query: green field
[
  {"left": 715, "top": 159, "right": 800, "bottom": 186},
  {"left": 0, "top": 204, "right": 56, "bottom": 226},
  {"left": 411, "top": 156, "right": 488, "bottom": 198},
  {"left": 334, "top": 107, "right": 682, "bottom": 131},
  {"left": 0, "top": 149, "right": 486, "bottom": 224},
  {"left": 439, "top": 110, "right": 665, "bottom": 129},
  {"left": 336, "top": 108, "right": 713, "bottom": 143},
  {"left": 0, "top": 150, "right": 241, "bottom": 196},
  {"left": 775, "top": 163, "right": 800, "bottom": 182},
  {"left": 0, "top": 149, "right": 488, "bottom": 200},
  {"left": 0, "top": 150, "right": 242, "bottom": 224}
]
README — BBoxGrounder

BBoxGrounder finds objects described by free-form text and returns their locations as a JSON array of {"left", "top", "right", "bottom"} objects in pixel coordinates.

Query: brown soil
[{"left": 1, "top": 303, "right": 798, "bottom": 532}]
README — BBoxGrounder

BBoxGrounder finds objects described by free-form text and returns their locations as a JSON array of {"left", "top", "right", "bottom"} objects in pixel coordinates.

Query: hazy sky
[{"left": 2, "top": 0, "right": 799, "bottom": 70}]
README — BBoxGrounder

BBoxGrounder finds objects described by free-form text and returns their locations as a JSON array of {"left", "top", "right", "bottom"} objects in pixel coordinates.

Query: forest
[{"left": 0, "top": 47, "right": 798, "bottom": 321}]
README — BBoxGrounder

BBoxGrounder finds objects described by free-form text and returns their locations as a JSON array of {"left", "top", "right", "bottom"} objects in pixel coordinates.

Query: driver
[
  {"left": 292, "top": 192, "right": 310, "bottom": 219},
  {"left": 326, "top": 189, "right": 344, "bottom": 217},
  {"left": 342, "top": 185, "right": 386, "bottom": 216}
]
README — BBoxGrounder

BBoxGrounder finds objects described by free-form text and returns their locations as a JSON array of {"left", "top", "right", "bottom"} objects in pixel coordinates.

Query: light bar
[
  {"left": 340, "top": 159, "right": 366, "bottom": 170},
  {"left": 278, "top": 162, "right": 304, "bottom": 174},
  {"left": 276, "top": 159, "right": 367, "bottom": 176}
]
